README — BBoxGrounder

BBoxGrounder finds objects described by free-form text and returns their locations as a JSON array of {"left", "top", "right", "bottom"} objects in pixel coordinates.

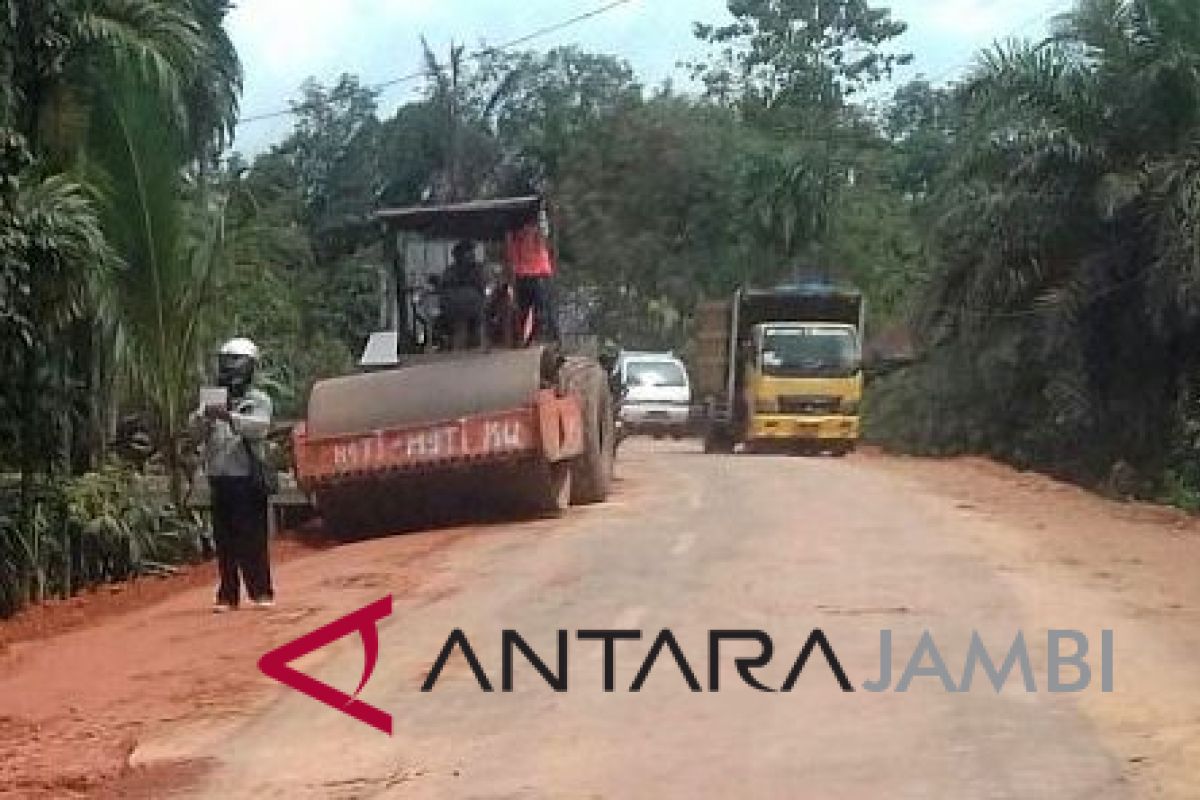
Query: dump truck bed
[{"left": 692, "top": 300, "right": 734, "bottom": 401}]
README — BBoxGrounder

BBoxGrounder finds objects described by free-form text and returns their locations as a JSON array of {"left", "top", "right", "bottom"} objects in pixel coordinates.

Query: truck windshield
[
  {"left": 760, "top": 327, "right": 858, "bottom": 377},
  {"left": 626, "top": 361, "right": 687, "bottom": 387}
]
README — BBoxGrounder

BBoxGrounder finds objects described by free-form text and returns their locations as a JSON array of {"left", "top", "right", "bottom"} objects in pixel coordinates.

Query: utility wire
[
  {"left": 922, "top": 1, "right": 1072, "bottom": 87},
  {"left": 473, "top": 0, "right": 634, "bottom": 55},
  {"left": 239, "top": 0, "right": 636, "bottom": 125}
]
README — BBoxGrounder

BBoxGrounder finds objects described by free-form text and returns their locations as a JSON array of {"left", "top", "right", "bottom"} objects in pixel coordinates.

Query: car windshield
[
  {"left": 626, "top": 361, "right": 687, "bottom": 388},
  {"left": 760, "top": 327, "right": 858, "bottom": 377}
]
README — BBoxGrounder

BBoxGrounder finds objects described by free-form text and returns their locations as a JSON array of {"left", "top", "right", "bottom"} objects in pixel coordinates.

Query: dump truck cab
[
  {"left": 695, "top": 282, "right": 864, "bottom": 455},
  {"left": 741, "top": 320, "right": 862, "bottom": 447}
]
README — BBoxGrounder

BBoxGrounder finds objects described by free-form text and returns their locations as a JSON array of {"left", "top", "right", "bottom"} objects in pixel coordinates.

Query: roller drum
[{"left": 306, "top": 347, "right": 550, "bottom": 438}]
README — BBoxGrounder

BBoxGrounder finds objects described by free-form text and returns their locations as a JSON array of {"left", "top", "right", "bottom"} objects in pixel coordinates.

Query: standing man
[
  {"left": 197, "top": 337, "right": 275, "bottom": 612},
  {"left": 506, "top": 206, "right": 559, "bottom": 343},
  {"left": 441, "top": 239, "right": 487, "bottom": 350}
]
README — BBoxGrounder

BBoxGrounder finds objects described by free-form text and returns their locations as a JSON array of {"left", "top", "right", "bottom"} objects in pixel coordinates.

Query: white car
[{"left": 617, "top": 353, "right": 693, "bottom": 438}]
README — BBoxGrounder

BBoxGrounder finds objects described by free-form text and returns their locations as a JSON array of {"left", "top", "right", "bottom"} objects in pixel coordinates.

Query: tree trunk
[
  {"left": 167, "top": 439, "right": 186, "bottom": 514},
  {"left": 18, "top": 342, "right": 40, "bottom": 605}
]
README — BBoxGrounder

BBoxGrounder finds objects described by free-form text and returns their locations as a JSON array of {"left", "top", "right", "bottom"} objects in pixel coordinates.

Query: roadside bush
[
  {"left": 0, "top": 465, "right": 203, "bottom": 619},
  {"left": 866, "top": 323, "right": 1200, "bottom": 505},
  {"left": 864, "top": 329, "right": 1067, "bottom": 470},
  {"left": 65, "top": 466, "right": 203, "bottom": 581}
]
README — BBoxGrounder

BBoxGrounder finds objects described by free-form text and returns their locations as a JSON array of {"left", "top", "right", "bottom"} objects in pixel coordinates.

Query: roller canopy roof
[{"left": 376, "top": 196, "right": 542, "bottom": 241}]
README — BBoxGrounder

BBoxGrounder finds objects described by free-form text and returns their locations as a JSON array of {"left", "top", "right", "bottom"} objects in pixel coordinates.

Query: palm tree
[
  {"left": 88, "top": 86, "right": 235, "bottom": 509},
  {"left": 0, "top": 131, "right": 113, "bottom": 606},
  {"left": 920, "top": 0, "right": 1200, "bottom": 473},
  {"left": 4, "top": 0, "right": 239, "bottom": 164},
  {"left": 1, "top": 0, "right": 242, "bottom": 606}
]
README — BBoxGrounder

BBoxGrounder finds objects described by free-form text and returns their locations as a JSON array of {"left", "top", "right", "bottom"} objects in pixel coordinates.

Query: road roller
[{"left": 291, "top": 196, "right": 616, "bottom": 537}]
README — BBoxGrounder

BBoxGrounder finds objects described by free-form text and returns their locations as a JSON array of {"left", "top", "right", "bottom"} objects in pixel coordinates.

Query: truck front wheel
[{"left": 703, "top": 427, "right": 736, "bottom": 454}]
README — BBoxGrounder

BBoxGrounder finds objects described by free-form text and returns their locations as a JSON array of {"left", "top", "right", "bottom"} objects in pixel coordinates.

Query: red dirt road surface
[{"left": 3, "top": 441, "right": 1200, "bottom": 798}]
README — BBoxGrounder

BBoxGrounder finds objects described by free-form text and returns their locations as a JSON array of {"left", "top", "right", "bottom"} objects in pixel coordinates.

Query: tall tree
[
  {"left": 692, "top": 0, "right": 912, "bottom": 118},
  {"left": 90, "top": 87, "right": 233, "bottom": 508},
  {"left": 287, "top": 74, "right": 381, "bottom": 240},
  {"left": 555, "top": 94, "right": 747, "bottom": 345},
  {"left": 691, "top": 0, "right": 912, "bottom": 264},
  {"left": 479, "top": 47, "right": 641, "bottom": 187},
  {"left": 0, "top": 0, "right": 242, "bottom": 595},
  {"left": 878, "top": 0, "right": 1200, "bottom": 481}
]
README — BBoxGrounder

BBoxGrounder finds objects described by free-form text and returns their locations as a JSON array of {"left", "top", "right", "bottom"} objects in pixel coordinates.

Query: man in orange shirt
[{"left": 505, "top": 208, "right": 558, "bottom": 343}]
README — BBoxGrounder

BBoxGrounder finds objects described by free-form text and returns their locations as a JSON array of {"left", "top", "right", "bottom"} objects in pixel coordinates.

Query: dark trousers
[
  {"left": 209, "top": 476, "right": 273, "bottom": 605},
  {"left": 442, "top": 286, "right": 485, "bottom": 350},
  {"left": 516, "top": 276, "right": 558, "bottom": 341},
  {"left": 450, "top": 313, "right": 484, "bottom": 350}
]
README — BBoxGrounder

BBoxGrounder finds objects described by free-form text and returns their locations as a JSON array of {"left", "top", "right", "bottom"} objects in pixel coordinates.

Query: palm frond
[{"left": 78, "top": 0, "right": 206, "bottom": 144}]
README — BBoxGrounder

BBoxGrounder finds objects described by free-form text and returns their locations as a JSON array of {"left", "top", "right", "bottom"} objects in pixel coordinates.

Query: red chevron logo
[{"left": 258, "top": 595, "right": 393, "bottom": 735}]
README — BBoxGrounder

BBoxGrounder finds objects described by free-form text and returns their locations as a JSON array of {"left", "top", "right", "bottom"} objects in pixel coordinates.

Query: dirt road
[{"left": 4, "top": 441, "right": 1200, "bottom": 798}]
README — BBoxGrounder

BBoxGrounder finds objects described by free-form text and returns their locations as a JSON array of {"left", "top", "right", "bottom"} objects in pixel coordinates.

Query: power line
[
  {"left": 239, "top": 0, "right": 637, "bottom": 126},
  {"left": 922, "top": 2, "right": 1072, "bottom": 88},
  {"left": 474, "top": 0, "right": 634, "bottom": 55}
]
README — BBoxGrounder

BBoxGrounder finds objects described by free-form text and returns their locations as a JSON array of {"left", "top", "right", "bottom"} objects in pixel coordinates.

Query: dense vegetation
[
  {"left": 1, "top": 0, "right": 242, "bottom": 613},
  {"left": 2, "top": 0, "right": 1199, "bottom": 615},
  {"left": 868, "top": 0, "right": 1200, "bottom": 506}
]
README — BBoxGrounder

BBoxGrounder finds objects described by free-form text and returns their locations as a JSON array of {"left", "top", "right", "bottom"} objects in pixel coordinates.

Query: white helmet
[{"left": 219, "top": 337, "right": 260, "bottom": 361}]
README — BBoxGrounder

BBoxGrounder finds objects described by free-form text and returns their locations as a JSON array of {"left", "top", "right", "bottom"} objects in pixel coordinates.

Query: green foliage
[
  {"left": 555, "top": 94, "right": 747, "bottom": 346},
  {"left": 869, "top": 0, "right": 1200, "bottom": 500},
  {"left": 0, "top": 481, "right": 67, "bottom": 616},
  {"left": 0, "top": 0, "right": 241, "bottom": 615},
  {"left": 288, "top": 75, "right": 381, "bottom": 236},
  {"left": 210, "top": 235, "right": 357, "bottom": 418},
  {"left": 89, "top": 83, "right": 234, "bottom": 507},
  {"left": 825, "top": 173, "right": 928, "bottom": 321},
  {"left": 479, "top": 46, "right": 642, "bottom": 185},
  {"left": 686, "top": 1, "right": 916, "bottom": 278},
  {"left": 865, "top": 329, "right": 1073, "bottom": 468},
  {"left": 692, "top": 0, "right": 912, "bottom": 113},
  {"left": 885, "top": 79, "right": 954, "bottom": 198},
  {"left": 226, "top": 79, "right": 385, "bottom": 387},
  {"left": 0, "top": 133, "right": 112, "bottom": 351},
  {"left": 65, "top": 464, "right": 200, "bottom": 569},
  {"left": 0, "top": 464, "right": 201, "bottom": 618},
  {"left": 1157, "top": 467, "right": 1200, "bottom": 512}
]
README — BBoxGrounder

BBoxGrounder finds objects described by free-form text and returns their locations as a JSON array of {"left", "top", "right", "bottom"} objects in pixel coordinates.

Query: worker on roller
[
  {"left": 441, "top": 239, "right": 487, "bottom": 350},
  {"left": 506, "top": 207, "right": 558, "bottom": 343},
  {"left": 195, "top": 337, "right": 275, "bottom": 613}
]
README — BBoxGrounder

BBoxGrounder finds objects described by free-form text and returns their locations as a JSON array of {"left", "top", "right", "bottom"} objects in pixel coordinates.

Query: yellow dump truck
[{"left": 693, "top": 284, "right": 864, "bottom": 455}]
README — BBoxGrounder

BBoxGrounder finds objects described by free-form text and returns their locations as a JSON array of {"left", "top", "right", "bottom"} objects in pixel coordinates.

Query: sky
[{"left": 227, "top": 0, "right": 1069, "bottom": 154}]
